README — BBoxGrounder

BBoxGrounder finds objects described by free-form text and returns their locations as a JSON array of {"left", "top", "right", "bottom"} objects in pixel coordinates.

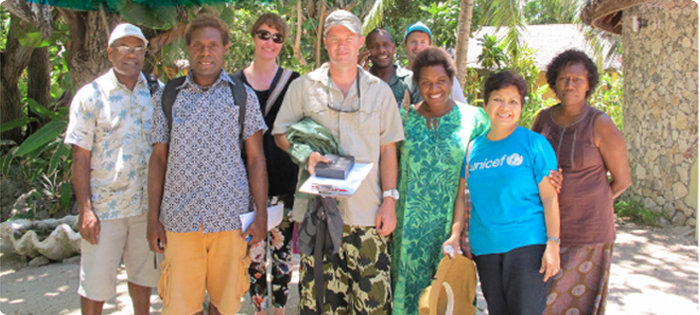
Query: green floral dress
[{"left": 392, "top": 102, "right": 490, "bottom": 314}]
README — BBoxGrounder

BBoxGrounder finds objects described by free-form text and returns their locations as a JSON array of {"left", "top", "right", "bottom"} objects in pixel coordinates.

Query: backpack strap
[
  {"left": 146, "top": 73, "right": 160, "bottom": 95},
  {"left": 161, "top": 76, "right": 187, "bottom": 133},
  {"left": 230, "top": 74, "right": 248, "bottom": 161}
]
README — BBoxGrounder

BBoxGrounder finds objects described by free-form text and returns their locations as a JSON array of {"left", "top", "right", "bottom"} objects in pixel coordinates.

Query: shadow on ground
[{"left": 1, "top": 222, "right": 697, "bottom": 314}]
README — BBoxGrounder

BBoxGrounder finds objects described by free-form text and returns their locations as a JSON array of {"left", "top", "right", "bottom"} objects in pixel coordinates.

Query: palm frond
[{"left": 361, "top": 0, "right": 395, "bottom": 35}]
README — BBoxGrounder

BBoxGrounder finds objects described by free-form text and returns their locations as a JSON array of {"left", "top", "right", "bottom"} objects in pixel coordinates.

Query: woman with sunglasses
[{"left": 232, "top": 13, "right": 300, "bottom": 315}]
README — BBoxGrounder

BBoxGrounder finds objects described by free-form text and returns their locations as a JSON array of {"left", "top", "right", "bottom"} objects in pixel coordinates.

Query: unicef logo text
[{"left": 470, "top": 153, "right": 523, "bottom": 171}]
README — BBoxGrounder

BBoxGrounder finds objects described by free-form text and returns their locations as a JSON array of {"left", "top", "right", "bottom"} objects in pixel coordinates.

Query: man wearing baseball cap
[
  {"left": 273, "top": 9, "right": 403, "bottom": 314},
  {"left": 403, "top": 21, "right": 468, "bottom": 104},
  {"left": 65, "top": 23, "right": 160, "bottom": 315}
]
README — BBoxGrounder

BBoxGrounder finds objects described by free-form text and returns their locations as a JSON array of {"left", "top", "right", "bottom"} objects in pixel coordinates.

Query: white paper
[
  {"left": 299, "top": 162, "right": 374, "bottom": 197},
  {"left": 239, "top": 203, "right": 285, "bottom": 232}
]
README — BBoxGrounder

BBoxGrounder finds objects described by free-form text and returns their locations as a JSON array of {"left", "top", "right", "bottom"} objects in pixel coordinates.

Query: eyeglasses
[
  {"left": 113, "top": 45, "right": 146, "bottom": 55},
  {"left": 256, "top": 30, "right": 284, "bottom": 44},
  {"left": 326, "top": 68, "right": 361, "bottom": 113}
]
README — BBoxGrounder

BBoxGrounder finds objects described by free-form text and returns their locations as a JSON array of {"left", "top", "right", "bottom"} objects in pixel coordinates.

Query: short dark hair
[
  {"left": 185, "top": 15, "right": 230, "bottom": 46},
  {"left": 251, "top": 13, "right": 289, "bottom": 42},
  {"left": 367, "top": 28, "right": 391, "bottom": 42},
  {"left": 483, "top": 70, "right": 528, "bottom": 107},
  {"left": 411, "top": 47, "right": 455, "bottom": 83},
  {"left": 546, "top": 49, "right": 599, "bottom": 98}
]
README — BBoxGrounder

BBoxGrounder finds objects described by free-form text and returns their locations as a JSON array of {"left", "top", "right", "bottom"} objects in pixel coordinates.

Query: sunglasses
[{"left": 256, "top": 30, "right": 284, "bottom": 44}]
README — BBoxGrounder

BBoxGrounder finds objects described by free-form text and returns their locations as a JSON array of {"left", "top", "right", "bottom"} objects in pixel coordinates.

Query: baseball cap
[
  {"left": 108, "top": 23, "right": 148, "bottom": 47},
  {"left": 404, "top": 21, "right": 432, "bottom": 42},
  {"left": 324, "top": 10, "right": 362, "bottom": 36}
]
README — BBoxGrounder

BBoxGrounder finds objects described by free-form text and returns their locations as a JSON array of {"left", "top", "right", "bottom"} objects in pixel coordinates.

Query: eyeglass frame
[
  {"left": 326, "top": 68, "right": 362, "bottom": 113},
  {"left": 112, "top": 45, "right": 147, "bottom": 55},
  {"left": 255, "top": 29, "right": 284, "bottom": 44}
]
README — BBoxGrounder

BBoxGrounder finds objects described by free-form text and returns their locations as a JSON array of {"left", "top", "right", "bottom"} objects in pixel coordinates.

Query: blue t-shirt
[{"left": 461, "top": 126, "right": 557, "bottom": 255}]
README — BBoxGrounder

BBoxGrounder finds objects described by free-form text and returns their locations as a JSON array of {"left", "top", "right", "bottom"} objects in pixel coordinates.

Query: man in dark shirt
[{"left": 361, "top": 28, "right": 422, "bottom": 107}]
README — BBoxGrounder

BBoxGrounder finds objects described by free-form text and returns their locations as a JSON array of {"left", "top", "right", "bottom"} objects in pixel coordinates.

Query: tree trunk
[
  {"left": 145, "top": 22, "right": 188, "bottom": 76},
  {"left": 293, "top": 0, "right": 308, "bottom": 66},
  {"left": 1, "top": 14, "right": 35, "bottom": 145},
  {"left": 314, "top": 1, "right": 327, "bottom": 68},
  {"left": 59, "top": 8, "right": 121, "bottom": 92},
  {"left": 454, "top": 0, "right": 475, "bottom": 89},
  {"left": 26, "top": 46, "right": 52, "bottom": 137}
]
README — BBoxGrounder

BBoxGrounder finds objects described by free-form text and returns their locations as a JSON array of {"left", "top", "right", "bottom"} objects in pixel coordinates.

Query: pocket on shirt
[
  {"left": 172, "top": 103, "right": 193, "bottom": 126},
  {"left": 306, "top": 98, "right": 330, "bottom": 121},
  {"left": 356, "top": 106, "right": 380, "bottom": 136}
]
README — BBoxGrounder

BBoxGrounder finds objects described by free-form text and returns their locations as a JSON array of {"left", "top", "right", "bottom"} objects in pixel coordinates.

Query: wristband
[{"left": 547, "top": 236, "right": 561, "bottom": 245}]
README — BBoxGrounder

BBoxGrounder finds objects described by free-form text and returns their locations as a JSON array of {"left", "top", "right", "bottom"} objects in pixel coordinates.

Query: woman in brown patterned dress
[{"left": 532, "top": 49, "right": 632, "bottom": 315}]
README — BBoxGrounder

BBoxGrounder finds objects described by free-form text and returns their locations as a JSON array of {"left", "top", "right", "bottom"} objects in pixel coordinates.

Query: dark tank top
[{"left": 532, "top": 105, "right": 615, "bottom": 245}]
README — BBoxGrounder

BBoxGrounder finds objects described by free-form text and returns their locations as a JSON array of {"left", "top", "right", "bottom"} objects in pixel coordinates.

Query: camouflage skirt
[{"left": 299, "top": 225, "right": 392, "bottom": 315}]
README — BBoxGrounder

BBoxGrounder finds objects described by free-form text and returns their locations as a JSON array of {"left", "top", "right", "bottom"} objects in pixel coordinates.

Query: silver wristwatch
[{"left": 382, "top": 188, "right": 400, "bottom": 201}]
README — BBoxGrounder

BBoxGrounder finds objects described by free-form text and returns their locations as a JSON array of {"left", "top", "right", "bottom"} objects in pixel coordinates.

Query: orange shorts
[{"left": 158, "top": 229, "right": 250, "bottom": 315}]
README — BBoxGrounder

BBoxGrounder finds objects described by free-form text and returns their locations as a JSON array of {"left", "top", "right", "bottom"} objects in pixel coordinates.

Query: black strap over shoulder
[
  {"left": 230, "top": 74, "right": 248, "bottom": 161},
  {"left": 146, "top": 73, "right": 160, "bottom": 95},
  {"left": 161, "top": 76, "right": 186, "bottom": 132}
]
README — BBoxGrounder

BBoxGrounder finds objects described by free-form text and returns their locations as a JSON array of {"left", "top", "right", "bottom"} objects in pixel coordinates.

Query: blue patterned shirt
[
  {"left": 65, "top": 69, "right": 155, "bottom": 220},
  {"left": 150, "top": 70, "right": 267, "bottom": 233}
]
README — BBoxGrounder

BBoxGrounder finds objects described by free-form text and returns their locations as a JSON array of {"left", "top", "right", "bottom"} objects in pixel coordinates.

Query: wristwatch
[
  {"left": 547, "top": 236, "right": 561, "bottom": 245},
  {"left": 382, "top": 188, "right": 400, "bottom": 201}
]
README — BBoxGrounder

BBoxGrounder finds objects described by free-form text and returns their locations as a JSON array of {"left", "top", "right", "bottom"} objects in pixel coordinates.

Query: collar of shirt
[
  {"left": 105, "top": 68, "right": 148, "bottom": 92},
  {"left": 387, "top": 64, "right": 413, "bottom": 87},
  {"left": 179, "top": 68, "right": 234, "bottom": 92},
  {"left": 394, "top": 65, "right": 413, "bottom": 79}
]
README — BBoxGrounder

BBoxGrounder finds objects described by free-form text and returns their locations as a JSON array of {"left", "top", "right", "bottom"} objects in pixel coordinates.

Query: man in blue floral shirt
[{"left": 65, "top": 23, "right": 160, "bottom": 315}]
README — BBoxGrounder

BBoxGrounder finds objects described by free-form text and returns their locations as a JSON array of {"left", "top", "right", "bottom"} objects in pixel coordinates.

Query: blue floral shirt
[{"left": 65, "top": 69, "right": 156, "bottom": 220}]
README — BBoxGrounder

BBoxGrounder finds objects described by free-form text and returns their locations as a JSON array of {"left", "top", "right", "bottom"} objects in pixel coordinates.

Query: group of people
[{"left": 65, "top": 8, "right": 631, "bottom": 315}]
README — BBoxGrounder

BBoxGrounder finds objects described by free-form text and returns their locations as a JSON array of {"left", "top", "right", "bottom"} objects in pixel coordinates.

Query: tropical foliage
[{"left": 1, "top": 0, "right": 626, "bottom": 222}]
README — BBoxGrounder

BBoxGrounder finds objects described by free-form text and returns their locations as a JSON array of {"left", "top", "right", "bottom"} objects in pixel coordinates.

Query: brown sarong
[{"left": 543, "top": 242, "right": 614, "bottom": 315}]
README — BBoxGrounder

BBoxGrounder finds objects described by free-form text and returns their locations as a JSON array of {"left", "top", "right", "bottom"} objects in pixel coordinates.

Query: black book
[{"left": 315, "top": 154, "right": 355, "bottom": 179}]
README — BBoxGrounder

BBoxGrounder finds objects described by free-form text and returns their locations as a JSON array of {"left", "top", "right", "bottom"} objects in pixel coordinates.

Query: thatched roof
[
  {"left": 581, "top": 0, "right": 656, "bottom": 34},
  {"left": 466, "top": 24, "right": 622, "bottom": 71}
]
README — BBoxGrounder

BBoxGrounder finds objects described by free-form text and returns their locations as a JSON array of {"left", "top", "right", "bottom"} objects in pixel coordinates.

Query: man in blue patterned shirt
[
  {"left": 65, "top": 23, "right": 160, "bottom": 315},
  {"left": 147, "top": 15, "right": 269, "bottom": 315}
]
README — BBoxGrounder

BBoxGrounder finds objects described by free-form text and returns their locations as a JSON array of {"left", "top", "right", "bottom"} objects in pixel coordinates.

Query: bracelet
[{"left": 547, "top": 236, "right": 561, "bottom": 245}]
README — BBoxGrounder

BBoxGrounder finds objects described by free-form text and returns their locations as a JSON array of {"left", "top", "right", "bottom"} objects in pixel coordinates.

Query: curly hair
[
  {"left": 185, "top": 15, "right": 230, "bottom": 46},
  {"left": 483, "top": 70, "right": 528, "bottom": 107},
  {"left": 546, "top": 49, "right": 599, "bottom": 98},
  {"left": 250, "top": 13, "right": 289, "bottom": 42},
  {"left": 411, "top": 47, "right": 456, "bottom": 83}
]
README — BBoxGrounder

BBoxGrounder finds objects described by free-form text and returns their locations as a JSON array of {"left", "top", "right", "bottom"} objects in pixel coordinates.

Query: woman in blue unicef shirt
[{"left": 460, "top": 70, "right": 561, "bottom": 315}]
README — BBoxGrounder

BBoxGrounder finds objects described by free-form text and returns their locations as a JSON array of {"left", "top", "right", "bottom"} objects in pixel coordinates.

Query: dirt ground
[{"left": 0, "top": 222, "right": 697, "bottom": 315}]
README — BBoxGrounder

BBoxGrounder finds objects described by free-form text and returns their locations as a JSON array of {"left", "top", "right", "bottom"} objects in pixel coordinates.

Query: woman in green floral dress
[{"left": 391, "top": 47, "right": 490, "bottom": 314}]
